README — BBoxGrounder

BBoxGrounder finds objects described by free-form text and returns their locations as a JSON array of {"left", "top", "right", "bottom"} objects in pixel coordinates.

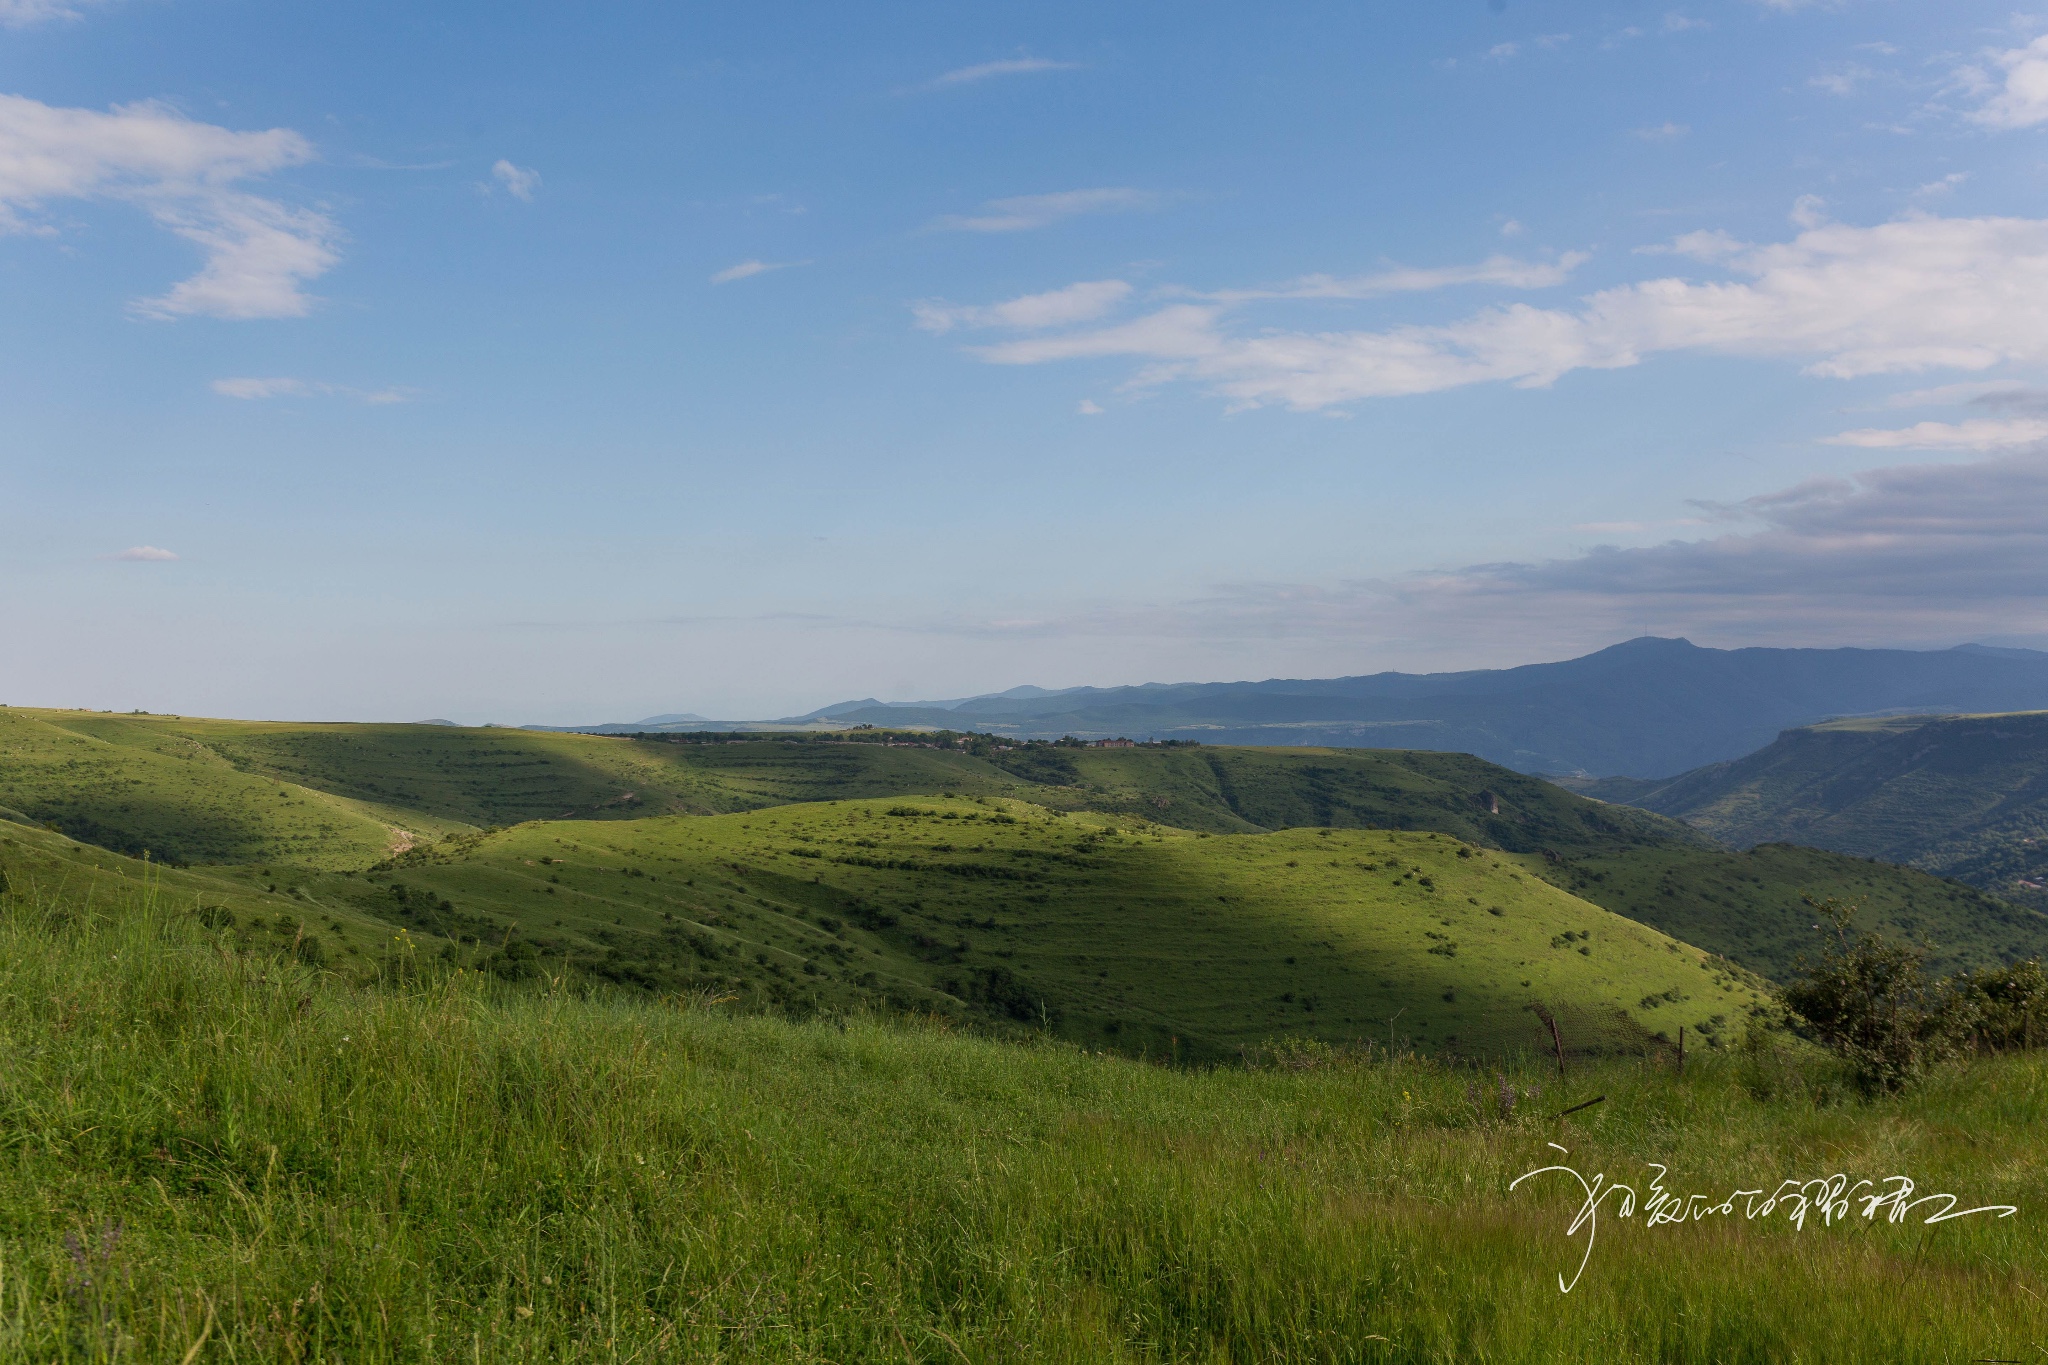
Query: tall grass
[{"left": 0, "top": 877, "right": 2041, "bottom": 1361}]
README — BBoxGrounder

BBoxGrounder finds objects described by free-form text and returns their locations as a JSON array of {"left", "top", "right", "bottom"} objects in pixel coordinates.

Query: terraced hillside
[{"left": 1586, "top": 712, "right": 2048, "bottom": 911}]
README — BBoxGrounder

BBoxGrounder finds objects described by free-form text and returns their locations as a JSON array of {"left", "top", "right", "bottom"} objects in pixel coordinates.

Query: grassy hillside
[
  {"left": 1514, "top": 840, "right": 2048, "bottom": 983},
  {"left": 0, "top": 709, "right": 1707, "bottom": 868},
  {"left": 279, "top": 796, "right": 1767, "bottom": 1061},
  {"left": 6, "top": 707, "right": 2029, "bottom": 1001},
  {"left": 0, "top": 814, "right": 398, "bottom": 962},
  {"left": 994, "top": 743, "right": 1708, "bottom": 851},
  {"left": 1590, "top": 712, "right": 2048, "bottom": 912},
  {"left": 0, "top": 880, "right": 2039, "bottom": 1361}
]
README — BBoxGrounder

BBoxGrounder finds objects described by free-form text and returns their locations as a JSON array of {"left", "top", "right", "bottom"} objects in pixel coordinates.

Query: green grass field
[
  {"left": 0, "top": 875, "right": 2040, "bottom": 1362},
  {"left": 1518, "top": 841, "right": 2039, "bottom": 982},
  {"left": 0, "top": 710, "right": 1701, "bottom": 866},
  {"left": 2, "top": 707, "right": 2038, "bottom": 1030},
  {"left": 285, "top": 796, "right": 1768, "bottom": 1060}
]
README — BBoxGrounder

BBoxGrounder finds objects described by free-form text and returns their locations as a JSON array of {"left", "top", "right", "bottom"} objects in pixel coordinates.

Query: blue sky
[{"left": 5, "top": 0, "right": 2048, "bottom": 722}]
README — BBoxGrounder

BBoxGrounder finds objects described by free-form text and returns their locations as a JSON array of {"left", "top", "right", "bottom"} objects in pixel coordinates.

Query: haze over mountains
[
  {"left": 1587, "top": 711, "right": 2048, "bottom": 913},
  {"left": 563, "top": 638, "right": 2048, "bottom": 779}
]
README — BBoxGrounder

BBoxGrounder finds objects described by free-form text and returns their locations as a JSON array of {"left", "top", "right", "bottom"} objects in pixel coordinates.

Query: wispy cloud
[
  {"left": 211, "top": 377, "right": 410, "bottom": 404},
  {"left": 1884, "top": 380, "right": 2043, "bottom": 409},
  {"left": 1196, "top": 253, "right": 1588, "bottom": 303},
  {"left": 1824, "top": 418, "right": 2048, "bottom": 450},
  {"left": 928, "top": 57, "right": 1079, "bottom": 88},
  {"left": 0, "top": 0, "right": 112, "bottom": 26},
  {"left": 1633, "top": 122, "right": 1690, "bottom": 141},
  {"left": 921, "top": 450, "right": 2048, "bottom": 661},
  {"left": 110, "top": 546, "right": 177, "bottom": 562},
  {"left": 490, "top": 159, "right": 540, "bottom": 201},
  {"left": 930, "top": 208, "right": 2048, "bottom": 413},
  {"left": 1810, "top": 63, "right": 1874, "bottom": 97},
  {"left": 1965, "top": 34, "right": 2048, "bottom": 129},
  {"left": 931, "top": 187, "right": 1159, "bottom": 233},
  {"left": 710, "top": 258, "right": 809, "bottom": 284},
  {"left": 0, "top": 94, "right": 339, "bottom": 319},
  {"left": 914, "top": 279, "right": 1132, "bottom": 334}
]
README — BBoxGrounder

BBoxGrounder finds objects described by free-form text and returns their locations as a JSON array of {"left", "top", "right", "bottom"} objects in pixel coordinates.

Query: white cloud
[
  {"left": 112, "top": 546, "right": 177, "bottom": 562},
  {"left": 1202, "top": 253, "right": 1588, "bottom": 302},
  {"left": 1883, "top": 380, "right": 2041, "bottom": 409},
  {"left": 1499, "top": 219, "right": 1525, "bottom": 238},
  {"left": 1077, "top": 399, "right": 1104, "bottom": 415},
  {"left": 491, "top": 159, "right": 540, "bottom": 201},
  {"left": 1823, "top": 418, "right": 2048, "bottom": 450},
  {"left": 1810, "top": 64, "right": 1874, "bottom": 97},
  {"left": 1968, "top": 35, "right": 2048, "bottom": 129},
  {"left": 914, "top": 279, "right": 1132, "bottom": 334},
  {"left": 0, "top": 0, "right": 110, "bottom": 25},
  {"left": 1633, "top": 122, "right": 1690, "bottom": 141},
  {"left": 1486, "top": 42, "right": 1520, "bottom": 61},
  {"left": 1915, "top": 172, "right": 1968, "bottom": 199},
  {"left": 0, "top": 94, "right": 338, "bottom": 319},
  {"left": 1638, "top": 228, "right": 1746, "bottom": 261},
  {"left": 211, "top": 376, "right": 409, "bottom": 404},
  {"left": 932, "top": 187, "right": 1158, "bottom": 233},
  {"left": 943, "top": 210, "right": 2048, "bottom": 411},
  {"left": 928, "top": 58, "right": 1078, "bottom": 88},
  {"left": 710, "top": 258, "right": 808, "bottom": 284}
]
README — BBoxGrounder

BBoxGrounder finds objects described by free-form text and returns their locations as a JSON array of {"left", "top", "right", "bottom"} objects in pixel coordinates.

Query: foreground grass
[{"left": 0, "top": 885, "right": 2042, "bottom": 1361}]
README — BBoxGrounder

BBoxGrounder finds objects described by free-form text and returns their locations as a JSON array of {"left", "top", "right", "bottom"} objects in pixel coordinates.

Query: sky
[{"left": 5, "top": 0, "right": 2048, "bottom": 723}]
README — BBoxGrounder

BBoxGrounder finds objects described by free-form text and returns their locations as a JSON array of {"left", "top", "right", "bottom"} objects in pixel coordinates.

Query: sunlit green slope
[
  {"left": 0, "top": 816, "right": 397, "bottom": 962},
  {"left": 277, "top": 797, "right": 1766, "bottom": 1060},
  {"left": 0, "top": 708, "right": 1705, "bottom": 865}
]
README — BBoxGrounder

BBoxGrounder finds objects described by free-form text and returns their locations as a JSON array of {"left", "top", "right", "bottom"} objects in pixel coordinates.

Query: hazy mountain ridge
[
  {"left": 1585, "top": 711, "right": 2048, "bottom": 911},
  {"left": 582, "top": 638, "right": 2048, "bottom": 778}
]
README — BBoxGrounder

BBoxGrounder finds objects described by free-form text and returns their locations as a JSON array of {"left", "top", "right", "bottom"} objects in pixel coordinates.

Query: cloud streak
[
  {"left": 211, "top": 377, "right": 410, "bottom": 404},
  {"left": 0, "top": 94, "right": 337, "bottom": 319},
  {"left": 928, "top": 58, "right": 1079, "bottom": 88},
  {"left": 0, "top": 0, "right": 111, "bottom": 25},
  {"left": 710, "top": 258, "right": 808, "bottom": 284},
  {"left": 931, "top": 187, "right": 1158, "bottom": 233},
  {"left": 934, "top": 210, "right": 2048, "bottom": 411},
  {"left": 914, "top": 279, "right": 1132, "bottom": 334}
]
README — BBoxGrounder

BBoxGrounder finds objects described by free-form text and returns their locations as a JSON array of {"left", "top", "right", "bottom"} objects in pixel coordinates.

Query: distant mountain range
[
  {"left": 1580, "top": 710, "right": 2048, "bottom": 911},
  {"left": 553, "top": 637, "right": 2048, "bottom": 778}
]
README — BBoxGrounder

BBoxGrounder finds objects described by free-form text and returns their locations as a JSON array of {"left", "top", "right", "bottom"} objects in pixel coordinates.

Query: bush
[
  {"left": 1953, "top": 958, "right": 2048, "bottom": 1052},
  {"left": 1781, "top": 898, "right": 1966, "bottom": 1094}
]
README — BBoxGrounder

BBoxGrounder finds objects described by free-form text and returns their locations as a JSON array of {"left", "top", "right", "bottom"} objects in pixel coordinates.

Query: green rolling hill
[
  {"left": 1584, "top": 712, "right": 2048, "bottom": 913},
  {"left": 3, "top": 705, "right": 2040, "bottom": 1010},
  {"left": 292, "top": 796, "right": 1770, "bottom": 1060}
]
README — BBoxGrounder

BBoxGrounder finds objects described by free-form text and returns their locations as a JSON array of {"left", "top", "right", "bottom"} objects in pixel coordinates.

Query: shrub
[
  {"left": 1954, "top": 958, "right": 2048, "bottom": 1052},
  {"left": 1781, "top": 898, "right": 1966, "bottom": 1094}
]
